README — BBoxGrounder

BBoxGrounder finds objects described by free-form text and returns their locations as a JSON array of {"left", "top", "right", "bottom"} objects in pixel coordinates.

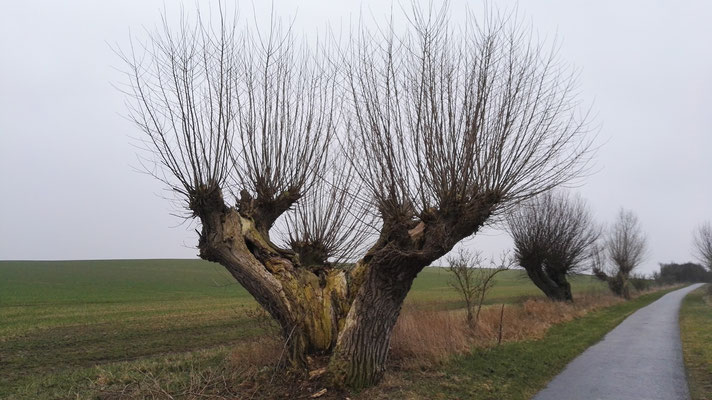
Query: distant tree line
[{"left": 654, "top": 262, "right": 711, "bottom": 284}]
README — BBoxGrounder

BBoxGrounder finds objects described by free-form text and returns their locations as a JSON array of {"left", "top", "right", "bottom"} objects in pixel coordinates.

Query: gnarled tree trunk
[
  {"left": 328, "top": 260, "right": 423, "bottom": 387},
  {"left": 192, "top": 186, "right": 484, "bottom": 388},
  {"left": 322, "top": 212, "right": 488, "bottom": 387},
  {"left": 594, "top": 268, "right": 631, "bottom": 300},
  {"left": 523, "top": 262, "right": 573, "bottom": 302},
  {"left": 194, "top": 190, "right": 355, "bottom": 367}
]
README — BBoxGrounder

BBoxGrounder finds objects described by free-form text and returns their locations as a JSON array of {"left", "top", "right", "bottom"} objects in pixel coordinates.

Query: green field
[{"left": 0, "top": 259, "right": 607, "bottom": 398}]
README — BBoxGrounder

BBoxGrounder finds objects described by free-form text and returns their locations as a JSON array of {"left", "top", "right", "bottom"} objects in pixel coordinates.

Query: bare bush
[{"left": 447, "top": 249, "right": 512, "bottom": 328}]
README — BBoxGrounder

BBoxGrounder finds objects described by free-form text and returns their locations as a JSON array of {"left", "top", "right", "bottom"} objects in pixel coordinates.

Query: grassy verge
[
  {"left": 680, "top": 284, "right": 712, "bottom": 400},
  {"left": 362, "top": 287, "right": 677, "bottom": 400}
]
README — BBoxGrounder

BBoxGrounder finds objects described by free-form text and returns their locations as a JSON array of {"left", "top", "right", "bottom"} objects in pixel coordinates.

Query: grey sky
[{"left": 1, "top": 1, "right": 710, "bottom": 274}]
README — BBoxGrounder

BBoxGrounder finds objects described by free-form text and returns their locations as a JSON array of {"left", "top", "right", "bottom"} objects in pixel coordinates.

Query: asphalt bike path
[{"left": 533, "top": 283, "right": 703, "bottom": 400}]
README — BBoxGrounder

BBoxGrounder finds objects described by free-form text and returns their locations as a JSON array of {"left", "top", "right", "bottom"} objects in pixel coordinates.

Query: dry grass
[
  {"left": 390, "top": 309, "right": 472, "bottom": 368},
  {"left": 228, "top": 336, "right": 285, "bottom": 372},
  {"left": 390, "top": 291, "right": 622, "bottom": 368},
  {"left": 96, "top": 336, "right": 297, "bottom": 400}
]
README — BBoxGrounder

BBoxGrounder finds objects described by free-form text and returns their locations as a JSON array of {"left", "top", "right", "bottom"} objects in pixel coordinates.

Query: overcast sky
[{"left": 1, "top": 0, "right": 710, "bottom": 274}]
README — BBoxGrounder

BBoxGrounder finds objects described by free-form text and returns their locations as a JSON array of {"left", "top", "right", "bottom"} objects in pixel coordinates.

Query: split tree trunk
[
  {"left": 196, "top": 202, "right": 354, "bottom": 367},
  {"left": 191, "top": 188, "right": 484, "bottom": 388},
  {"left": 593, "top": 269, "right": 631, "bottom": 300},
  {"left": 524, "top": 263, "right": 573, "bottom": 302},
  {"left": 199, "top": 207, "right": 428, "bottom": 386}
]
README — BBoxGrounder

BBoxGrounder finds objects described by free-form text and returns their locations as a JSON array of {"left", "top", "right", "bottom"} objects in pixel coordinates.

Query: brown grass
[
  {"left": 97, "top": 336, "right": 308, "bottom": 400},
  {"left": 390, "top": 291, "right": 622, "bottom": 368},
  {"left": 228, "top": 336, "right": 285, "bottom": 372},
  {"left": 390, "top": 309, "right": 472, "bottom": 368}
]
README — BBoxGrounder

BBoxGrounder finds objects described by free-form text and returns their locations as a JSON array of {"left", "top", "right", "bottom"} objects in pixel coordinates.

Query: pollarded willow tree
[
  {"left": 693, "top": 222, "right": 712, "bottom": 270},
  {"left": 593, "top": 209, "right": 648, "bottom": 299},
  {"left": 507, "top": 191, "right": 600, "bottom": 302},
  {"left": 120, "top": 3, "right": 593, "bottom": 388}
]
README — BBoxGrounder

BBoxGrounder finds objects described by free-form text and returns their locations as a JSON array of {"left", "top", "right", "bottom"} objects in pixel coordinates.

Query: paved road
[{"left": 533, "top": 283, "right": 703, "bottom": 400}]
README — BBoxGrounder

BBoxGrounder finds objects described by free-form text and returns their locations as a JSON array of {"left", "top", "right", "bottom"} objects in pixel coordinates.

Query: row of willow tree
[
  {"left": 509, "top": 194, "right": 647, "bottom": 301},
  {"left": 508, "top": 192, "right": 712, "bottom": 302},
  {"left": 510, "top": 194, "right": 712, "bottom": 301},
  {"left": 121, "top": 2, "right": 597, "bottom": 388}
]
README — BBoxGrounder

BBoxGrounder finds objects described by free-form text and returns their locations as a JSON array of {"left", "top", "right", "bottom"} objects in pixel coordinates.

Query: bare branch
[
  {"left": 509, "top": 191, "right": 600, "bottom": 273},
  {"left": 118, "top": 8, "right": 239, "bottom": 206},
  {"left": 344, "top": 4, "right": 594, "bottom": 240},
  {"left": 693, "top": 221, "right": 712, "bottom": 270},
  {"left": 447, "top": 248, "right": 512, "bottom": 327},
  {"left": 231, "top": 19, "right": 338, "bottom": 234},
  {"left": 120, "top": 6, "right": 337, "bottom": 238},
  {"left": 283, "top": 161, "right": 375, "bottom": 267}
]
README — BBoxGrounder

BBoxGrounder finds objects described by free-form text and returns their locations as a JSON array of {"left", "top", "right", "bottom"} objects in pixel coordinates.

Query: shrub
[{"left": 629, "top": 273, "right": 653, "bottom": 291}]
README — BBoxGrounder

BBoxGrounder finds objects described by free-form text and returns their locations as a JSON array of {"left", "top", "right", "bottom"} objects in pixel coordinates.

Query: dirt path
[{"left": 533, "top": 283, "right": 703, "bottom": 400}]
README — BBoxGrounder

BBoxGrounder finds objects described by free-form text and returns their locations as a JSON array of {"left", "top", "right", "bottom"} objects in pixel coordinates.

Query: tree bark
[
  {"left": 549, "top": 272, "right": 573, "bottom": 302},
  {"left": 320, "top": 210, "right": 490, "bottom": 387},
  {"left": 594, "top": 269, "right": 631, "bottom": 300},
  {"left": 195, "top": 198, "right": 354, "bottom": 367},
  {"left": 328, "top": 261, "right": 423, "bottom": 388},
  {"left": 613, "top": 273, "right": 631, "bottom": 300},
  {"left": 523, "top": 262, "right": 573, "bottom": 302}
]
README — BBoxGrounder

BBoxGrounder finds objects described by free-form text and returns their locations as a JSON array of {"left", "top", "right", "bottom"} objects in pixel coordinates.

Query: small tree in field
[
  {"left": 694, "top": 222, "right": 712, "bottom": 271},
  {"left": 120, "top": 3, "right": 593, "bottom": 388},
  {"left": 447, "top": 249, "right": 512, "bottom": 329},
  {"left": 507, "top": 191, "right": 600, "bottom": 302},
  {"left": 593, "top": 209, "right": 648, "bottom": 299}
]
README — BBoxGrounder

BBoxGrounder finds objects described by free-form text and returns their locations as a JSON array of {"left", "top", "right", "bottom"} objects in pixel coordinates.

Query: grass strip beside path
[
  {"left": 371, "top": 288, "right": 677, "bottom": 400},
  {"left": 680, "top": 284, "right": 712, "bottom": 400}
]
